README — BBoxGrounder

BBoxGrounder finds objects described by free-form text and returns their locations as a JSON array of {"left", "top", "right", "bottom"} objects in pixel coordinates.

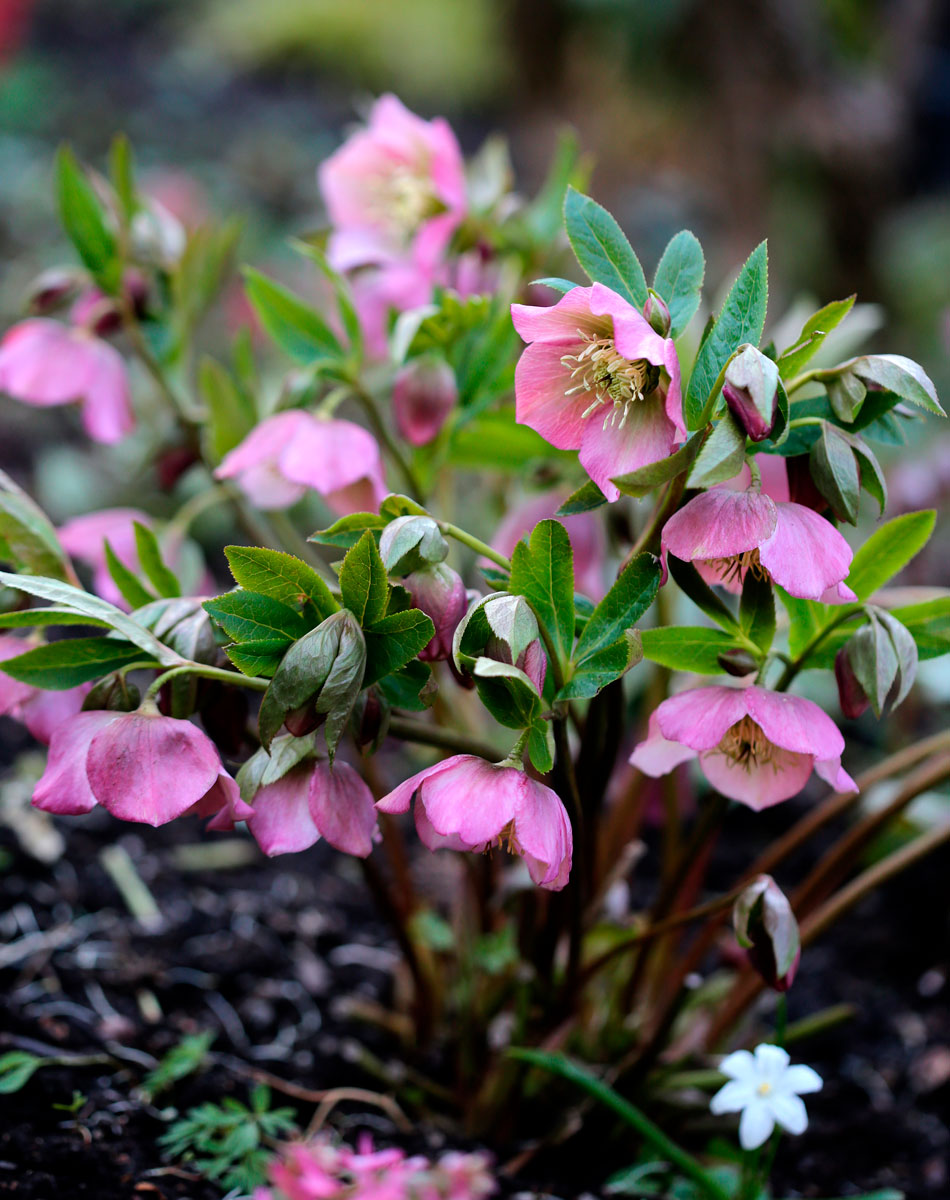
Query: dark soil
[{"left": 0, "top": 780, "right": 948, "bottom": 1200}]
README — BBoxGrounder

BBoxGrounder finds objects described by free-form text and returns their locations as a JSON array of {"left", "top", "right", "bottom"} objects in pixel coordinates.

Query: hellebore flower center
[
  {"left": 561, "top": 330, "right": 661, "bottom": 428},
  {"left": 716, "top": 714, "right": 779, "bottom": 772}
]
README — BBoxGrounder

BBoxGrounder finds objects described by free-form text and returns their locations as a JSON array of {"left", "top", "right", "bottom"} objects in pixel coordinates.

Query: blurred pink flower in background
[
  {"left": 0, "top": 318, "right": 133, "bottom": 444},
  {"left": 392, "top": 357, "right": 457, "bottom": 446},
  {"left": 215, "top": 411, "right": 387, "bottom": 515},
  {"left": 32, "top": 707, "right": 249, "bottom": 827},
  {"left": 489, "top": 489, "right": 607, "bottom": 599},
  {"left": 511, "top": 284, "right": 685, "bottom": 502},
  {"left": 0, "top": 635, "right": 89, "bottom": 745},
  {"left": 630, "top": 684, "right": 857, "bottom": 810},
  {"left": 58, "top": 508, "right": 166, "bottom": 610},
  {"left": 246, "top": 760, "right": 377, "bottom": 858},
  {"left": 378, "top": 754, "right": 572, "bottom": 890}
]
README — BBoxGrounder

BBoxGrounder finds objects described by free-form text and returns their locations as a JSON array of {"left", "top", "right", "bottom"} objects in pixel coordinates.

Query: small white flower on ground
[{"left": 709, "top": 1043, "right": 823, "bottom": 1150}]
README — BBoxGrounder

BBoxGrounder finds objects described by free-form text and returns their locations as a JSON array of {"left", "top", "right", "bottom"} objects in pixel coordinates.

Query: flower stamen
[
  {"left": 704, "top": 547, "right": 770, "bottom": 586},
  {"left": 716, "top": 716, "right": 776, "bottom": 772},
  {"left": 561, "top": 331, "right": 659, "bottom": 426}
]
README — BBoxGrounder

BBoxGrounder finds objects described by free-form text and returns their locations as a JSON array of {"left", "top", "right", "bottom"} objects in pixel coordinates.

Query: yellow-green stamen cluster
[{"left": 561, "top": 331, "right": 659, "bottom": 429}]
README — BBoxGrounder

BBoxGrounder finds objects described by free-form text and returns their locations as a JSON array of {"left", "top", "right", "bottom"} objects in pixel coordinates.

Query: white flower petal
[
  {"left": 709, "top": 1080, "right": 754, "bottom": 1115},
  {"left": 753, "top": 1042, "right": 790, "bottom": 1080},
  {"left": 718, "top": 1049, "right": 757, "bottom": 1082},
  {"left": 739, "top": 1100, "right": 775, "bottom": 1150},
  {"left": 783, "top": 1064, "right": 823, "bottom": 1095},
  {"left": 769, "top": 1092, "right": 809, "bottom": 1136}
]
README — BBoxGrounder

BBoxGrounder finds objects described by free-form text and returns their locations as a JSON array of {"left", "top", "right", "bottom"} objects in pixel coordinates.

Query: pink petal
[
  {"left": 514, "top": 340, "right": 590, "bottom": 451},
  {"left": 279, "top": 417, "right": 387, "bottom": 508},
  {"left": 813, "top": 757, "right": 858, "bottom": 794},
  {"left": 215, "top": 411, "right": 312, "bottom": 478},
  {"left": 590, "top": 284, "right": 664, "bottom": 364},
  {"left": 0, "top": 635, "right": 39, "bottom": 712},
  {"left": 77, "top": 340, "right": 134, "bottom": 445},
  {"left": 0, "top": 320, "right": 94, "bottom": 406},
  {"left": 414, "top": 799, "right": 472, "bottom": 852},
  {"left": 200, "top": 772, "right": 255, "bottom": 831},
  {"left": 580, "top": 392, "right": 678, "bottom": 502},
  {"left": 230, "top": 462, "right": 307, "bottom": 511},
  {"left": 511, "top": 286, "right": 607, "bottom": 345},
  {"left": 655, "top": 686, "right": 750, "bottom": 753},
  {"left": 629, "top": 711, "right": 697, "bottom": 776},
  {"left": 86, "top": 711, "right": 222, "bottom": 826},
  {"left": 418, "top": 758, "right": 519, "bottom": 846},
  {"left": 758, "top": 503, "right": 853, "bottom": 601},
  {"left": 513, "top": 774, "right": 573, "bottom": 890},
  {"left": 58, "top": 508, "right": 150, "bottom": 571},
  {"left": 32, "top": 710, "right": 118, "bottom": 815},
  {"left": 820, "top": 581, "right": 858, "bottom": 605},
  {"left": 376, "top": 753, "right": 470, "bottom": 814},
  {"left": 700, "top": 744, "right": 815, "bottom": 810},
  {"left": 744, "top": 687, "right": 845, "bottom": 759},
  {"left": 662, "top": 489, "right": 777, "bottom": 563},
  {"left": 247, "top": 765, "right": 320, "bottom": 855},
  {"left": 758, "top": 454, "right": 791, "bottom": 503},
  {"left": 18, "top": 684, "right": 90, "bottom": 745},
  {"left": 308, "top": 760, "right": 377, "bottom": 857}
]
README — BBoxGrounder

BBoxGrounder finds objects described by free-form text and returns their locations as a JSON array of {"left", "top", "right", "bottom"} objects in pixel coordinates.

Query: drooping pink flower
[
  {"left": 58, "top": 508, "right": 152, "bottom": 609},
  {"left": 404, "top": 564, "right": 468, "bottom": 662},
  {"left": 488, "top": 489, "right": 608, "bottom": 599},
  {"left": 377, "top": 755, "right": 572, "bottom": 890},
  {"left": 32, "top": 708, "right": 249, "bottom": 827},
  {"left": 629, "top": 684, "right": 857, "bottom": 810},
  {"left": 247, "top": 760, "right": 377, "bottom": 858},
  {"left": 0, "top": 318, "right": 133, "bottom": 444},
  {"left": 0, "top": 635, "right": 89, "bottom": 744},
  {"left": 392, "top": 357, "right": 457, "bottom": 446},
  {"left": 319, "top": 94, "right": 467, "bottom": 273},
  {"left": 511, "top": 284, "right": 685, "bottom": 502},
  {"left": 215, "top": 411, "right": 387, "bottom": 516},
  {"left": 660, "top": 485, "right": 854, "bottom": 603}
]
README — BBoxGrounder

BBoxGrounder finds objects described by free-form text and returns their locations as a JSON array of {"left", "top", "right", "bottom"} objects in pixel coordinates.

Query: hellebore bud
[
  {"left": 643, "top": 289, "right": 671, "bottom": 338},
  {"left": 257, "top": 609, "right": 366, "bottom": 757},
  {"left": 838, "top": 608, "right": 918, "bottom": 720},
  {"left": 452, "top": 592, "right": 547, "bottom": 694},
  {"left": 393, "top": 356, "right": 458, "bottom": 447},
  {"left": 722, "top": 346, "right": 779, "bottom": 442},
  {"left": 404, "top": 563, "right": 468, "bottom": 662},
  {"left": 350, "top": 686, "right": 391, "bottom": 752},
  {"left": 717, "top": 648, "right": 759, "bottom": 678},
  {"left": 28, "top": 268, "right": 82, "bottom": 314},
  {"left": 82, "top": 673, "right": 140, "bottom": 713},
  {"left": 733, "top": 874, "right": 800, "bottom": 992},
  {"left": 379, "top": 514, "right": 448, "bottom": 575}
]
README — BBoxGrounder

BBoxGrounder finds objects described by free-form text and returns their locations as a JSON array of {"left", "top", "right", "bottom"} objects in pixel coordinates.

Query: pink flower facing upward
[
  {"left": 511, "top": 284, "right": 685, "bottom": 502},
  {"left": 0, "top": 635, "right": 89, "bottom": 744},
  {"left": 215, "top": 411, "right": 387, "bottom": 516},
  {"left": 32, "top": 706, "right": 252, "bottom": 828},
  {"left": 630, "top": 685, "right": 857, "bottom": 810},
  {"left": 246, "top": 761, "right": 378, "bottom": 858},
  {"left": 377, "top": 755, "right": 572, "bottom": 890},
  {"left": 661, "top": 484, "right": 855, "bottom": 603},
  {"left": 0, "top": 314, "right": 133, "bottom": 444}
]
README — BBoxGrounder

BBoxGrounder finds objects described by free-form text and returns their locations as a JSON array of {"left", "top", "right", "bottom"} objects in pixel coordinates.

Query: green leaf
[
  {"left": 339, "top": 531, "right": 390, "bottom": 627},
  {"left": 290, "top": 239, "right": 363, "bottom": 357},
  {"left": 309, "top": 511, "right": 387, "bottom": 550},
  {"left": 173, "top": 219, "right": 243, "bottom": 334},
  {"left": 739, "top": 572, "right": 775, "bottom": 652},
  {"left": 777, "top": 589, "right": 826, "bottom": 659},
  {"left": 54, "top": 145, "right": 118, "bottom": 289},
  {"left": 574, "top": 554, "right": 660, "bottom": 663},
  {"left": 558, "top": 632, "right": 642, "bottom": 701},
  {"left": 0, "top": 637, "right": 147, "bottom": 689},
  {"left": 653, "top": 230, "right": 705, "bottom": 338},
  {"left": 525, "top": 127, "right": 586, "bottom": 243},
  {"left": 640, "top": 626, "right": 740, "bottom": 674},
  {"left": 104, "top": 540, "right": 154, "bottom": 610},
  {"left": 686, "top": 412, "right": 747, "bottom": 489},
  {"left": 563, "top": 186, "right": 648, "bottom": 308},
  {"left": 849, "top": 354, "right": 944, "bottom": 416},
  {"left": 846, "top": 510, "right": 936, "bottom": 601},
  {"left": 667, "top": 555, "right": 739, "bottom": 632},
  {"left": 526, "top": 722, "right": 554, "bottom": 774},
  {"left": 508, "top": 520, "right": 575, "bottom": 667},
  {"left": 556, "top": 479, "right": 607, "bottom": 516},
  {"left": 363, "top": 608, "right": 435, "bottom": 686},
  {"left": 472, "top": 658, "right": 542, "bottom": 729},
  {"left": 141, "top": 1032, "right": 214, "bottom": 1101},
  {"left": 0, "top": 572, "right": 182, "bottom": 665},
  {"left": 224, "top": 641, "right": 286, "bottom": 678},
  {"left": 0, "top": 607, "right": 110, "bottom": 629},
  {"left": 776, "top": 296, "right": 855, "bottom": 379},
  {"left": 109, "top": 133, "right": 136, "bottom": 222},
  {"left": 448, "top": 409, "right": 569, "bottom": 470},
  {"left": 204, "top": 590, "right": 310, "bottom": 646},
  {"left": 242, "top": 267, "right": 343, "bottom": 366},
  {"left": 0, "top": 1052, "right": 45, "bottom": 1094},
  {"left": 199, "top": 357, "right": 257, "bottom": 462},
  {"left": 0, "top": 470, "right": 75, "bottom": 583},
  {"left": 377, "top": 659, "right": 433, "bottom": 711},
  {"left": 612, "top": 431, "right": 708, "bottom": 498},
  {"left": 809, "top": 425, "right": 860, "bottom": 524},
  {"left": 224, "top": 546, "right": 338, "bottom": 622},
  {"left": 529, "top": 277, "right": 579, "bottom": 294},
  {"left": 684, "top": 241, "right": 768, "bottom": 430},
  {"left": 133, "top": 523, "right": 180, "bottom": 598}
]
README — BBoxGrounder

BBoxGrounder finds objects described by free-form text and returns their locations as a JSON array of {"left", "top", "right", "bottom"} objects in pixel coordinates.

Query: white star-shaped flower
[{"left": 709, "top": 1043, "right": 823, "bottom": 1150}]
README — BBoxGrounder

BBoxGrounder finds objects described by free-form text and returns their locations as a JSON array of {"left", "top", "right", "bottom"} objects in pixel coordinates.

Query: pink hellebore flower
[
  {"left": 0, "top": 635, "right": 89, "bottom": 744},
  {"left": 215, "top": 411, "right": 387, "bottom": 516},
  {"left": 32, "top": 708, "right": 251, "bottom": 828},
  {"left": 246, "top": 760, "right": 377, "bottom": 858},
  {"left": 0, "top": 318, "right": 133, "bottom": 444},
  {"left": 488, "top": 489, "right": 607, "bottom": 600},
  {"left": 661, "top": 485, "right": 854, "bottom": 603},
  {"left": 319, "top": 93, "right": 467, "bottom": 274},
  {"left": 511, "top": 284, "right": 685, "bottom": 502},
  {"left": 377, "top": 754, "right": 573, "bottom": 890},
  {"left": 629, "top": 685, "right": 857, "bottom": 810},
  {"left": 58, "top": 507, "right": 153, "bottom": 609}
]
